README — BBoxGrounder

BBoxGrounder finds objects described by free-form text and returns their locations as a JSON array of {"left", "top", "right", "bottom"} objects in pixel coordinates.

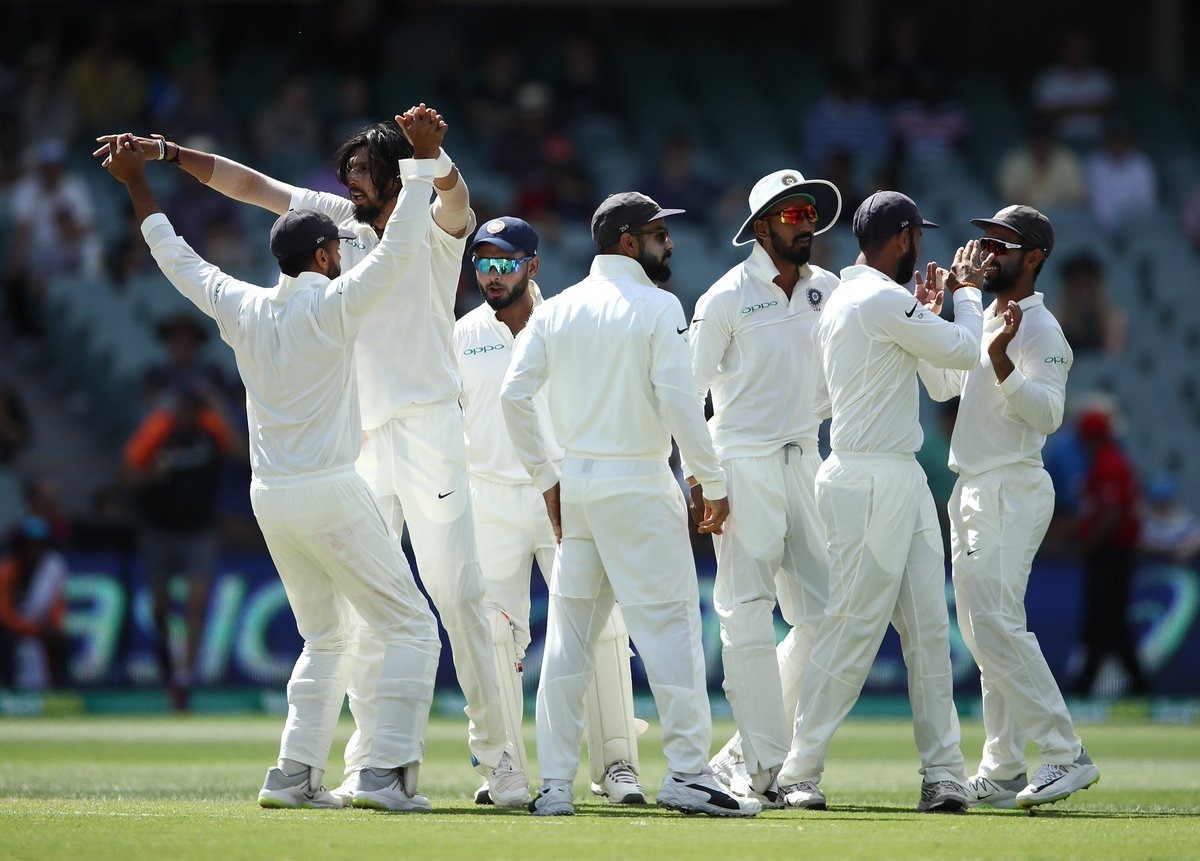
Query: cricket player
[
  {"left": 99, "top": 114, "right": 444, "bottom": 812},
  {"left": 918, "top": 205, "right": 1099, "bottom": 809},
  {"left": 501, "top": 192, "right": 760, "bottom": 818},
  {"left": 455, "top": 215, "right": 646, "bottom": 805},
  {"left": 96, "top": 106, "right": 528, "bottom": 807},
  {"left": 778, "top": 191, "right": 982, "bottom": 813},
  {"left": 692, "top": 170, "right": 841, "bottom": 807}
]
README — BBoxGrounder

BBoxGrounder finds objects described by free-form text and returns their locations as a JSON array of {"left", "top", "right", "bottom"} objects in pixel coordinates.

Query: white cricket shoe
[
  {"left": 328, "top": 769, "right": 361, "bottom": 808},
  {"left": 529, "top": 784, "right": 574, "bottom": 816},
  {"left": 1016, "top": 749, "right": 1100, "bottom": 808},
  {"left": 708, "top": 743, "right": 751, "bottom": 797},
  {"left": 352, "top": 765, "right": 432, "bottom": 812},
  {"left": 593, "top": 760, "right": 646, "bottom": 804},
  {"left": 781, "top": 780, "right": 827, "bottom": 810},
  {"left": 657, "top": 770, "right": 762, "bottom": 817},
  {"left": 918, "top": 779, "right": 969, "bottom": 813},
  {"left": 257, "top": 766, "right": 342, "bottom": 809},
  {"left": 966, "top": 773, "right": 1027, "bottom": 809},
  {"left": 481, "top": 750, "right": 530, "bottom": 809}
]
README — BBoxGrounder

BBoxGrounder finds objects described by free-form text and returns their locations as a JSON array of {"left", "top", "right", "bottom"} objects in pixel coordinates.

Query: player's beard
[
  {"left": 637, "top": 247, "right": 672, "bottom": 283},
  {"left": 353, "top": 196, "right": 385, "bottom": 226},
  {"left": 896, "top": 239, "right": 918, "bottom": 285},
  {"left": 982, "top": 257, "right": 1021, "bottom": 295},
  {"left": 481, "top": 275, "right": 529, "bottom": 311},
  {"left": 767, "top": 222, "right": 813, "bottom": 266}
]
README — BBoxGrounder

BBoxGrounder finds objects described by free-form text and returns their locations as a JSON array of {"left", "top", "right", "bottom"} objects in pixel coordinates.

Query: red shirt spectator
[{"left": 1077, "top": 409, "right": 1139, "bottom": 550}]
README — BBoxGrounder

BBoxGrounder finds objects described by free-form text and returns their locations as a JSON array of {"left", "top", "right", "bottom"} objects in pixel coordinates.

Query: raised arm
[{"left": 93, "top": 132, "right": 296, "bottom": 215}]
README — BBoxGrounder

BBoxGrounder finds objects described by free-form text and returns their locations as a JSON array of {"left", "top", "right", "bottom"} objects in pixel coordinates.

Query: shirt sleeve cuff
[
  {"left": 998, "top": 366, "right": 1028, "bottom": 396},
  {"left": 397, "top": 157, "right": 438, "bottom": 182},
  {"left": 701, "top": 479, "right": 727, "bottom": 501},
  {"left": 955, "top": 286, "right": 983, "bottom": 304},
  {"left": 140, "top": 212, "right": 178, "bottom": 247},
  {"left": 531, "top": 463, "right": 561, "bottom": 494}
]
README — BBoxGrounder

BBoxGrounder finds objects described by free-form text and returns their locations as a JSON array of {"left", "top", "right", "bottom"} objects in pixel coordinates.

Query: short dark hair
[
  {"left": 334, "top": 121, "right": 414, "bottom": 201},
  {"left": 277, "top": 239, "right": 335, "bottom": 277}
]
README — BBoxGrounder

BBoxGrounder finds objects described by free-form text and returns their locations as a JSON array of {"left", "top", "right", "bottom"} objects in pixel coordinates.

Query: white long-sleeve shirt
[
  {"left": 690, "top": 242, "right": 839, "bottom": 460},
  {"left": 454, "top": 282, "right": 563, "bottom": 484},
  {"left": 917, "top": 292, "right": 1072, "bottom": 474},
  {"left": 290, "top": 164, "right": 475, "bottom": 428},
  {"left": 817, "top": 264, "right": 982, "bottom": 455},
  {"left": 142, "top": 163, "right": 433, "bottom": 480},
  {"left": 500, "top": 255, "right": 726, "bottom": 498}
]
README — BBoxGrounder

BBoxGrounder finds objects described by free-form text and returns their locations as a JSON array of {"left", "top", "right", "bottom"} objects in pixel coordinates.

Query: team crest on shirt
[
  {"left": 806, "top": 287, "right": 823, "bottom": 310},
  {"left": 486, "top": 220, "right": 506, "bottom": 234}
]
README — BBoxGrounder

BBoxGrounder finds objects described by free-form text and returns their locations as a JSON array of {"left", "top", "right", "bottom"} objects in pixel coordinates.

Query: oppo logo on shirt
[
  {"left": 1044, "top": 356, "right": 1069, "bottom": 364},
  {"left": 463, "top": 344, "right": 506, "bottom": 356},
  {"left": 742, "top": 301, "right": 779, "bottom": 314},
  {"left": 343, "top": 238, "right": 368, "bottom": 250}
]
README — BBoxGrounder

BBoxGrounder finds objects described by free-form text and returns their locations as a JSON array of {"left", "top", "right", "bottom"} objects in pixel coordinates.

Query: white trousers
[
  {"left": 345, "top": 403, "right": 510, "bottom": 772},
  {"left": 250, "top": 467, "right": 440, "bottom": 772},
  {"left": 536, "top": 458, "right": 711, "bottom": 781},
  {"left": 950, "top": 465, "right": 1082, "bottom": 776},
  {"left": 712, "top": 445, "right": 829, "bottom": 774},
  {"left": 780, "top": 452, "right": 965, "bottom": 785},
  {"left": 471, "top": 473, "right": 638, "bottom": 780}
]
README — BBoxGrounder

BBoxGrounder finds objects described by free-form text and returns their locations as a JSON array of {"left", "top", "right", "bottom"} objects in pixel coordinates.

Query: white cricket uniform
[
  {"left": 501, "top": 254, "right": 726, "bottom": 781},
  {"left": 139, "top": 164, "right": 440, "bottom": 774},
  {"left": 779, "top": 264, "right": 981, "bottom": 787},
  {"left": 918, "top": 292, "right": 1081, "bottom": 776},
  {"left": 455, "top": 283, "right": 640, "bottom": 780},
  {"left": 292, "top": 170, "right": 511, "bottom": 773},
  {"left": 688, "top": 243, "right": 835, "bottom": 776}
]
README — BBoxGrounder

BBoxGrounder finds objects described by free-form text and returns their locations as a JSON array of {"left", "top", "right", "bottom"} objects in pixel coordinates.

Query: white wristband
[
  {"left": 155, "top": 137, "right": 166, "bottom": 160},
  {"left": 433, "top": 147, "right": 454, "bottom": 179}
]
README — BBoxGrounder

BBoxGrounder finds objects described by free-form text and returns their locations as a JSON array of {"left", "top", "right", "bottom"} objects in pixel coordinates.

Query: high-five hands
[{"left": 396, "top": 103, "right": 447, "bottom": 159}]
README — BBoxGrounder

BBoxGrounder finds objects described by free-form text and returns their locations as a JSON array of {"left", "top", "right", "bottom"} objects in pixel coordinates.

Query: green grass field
[{"left": 1, "top": 713, "right": 1197, "bottom": 861}]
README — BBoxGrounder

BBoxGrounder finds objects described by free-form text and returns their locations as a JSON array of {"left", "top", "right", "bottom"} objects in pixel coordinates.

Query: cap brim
[
  {"left": 969, "top": 217, "right": 1015, "bottom": 237},
  {"left": 920, "top": 218, "right": 940, "bottom": 229},
  {"left": 653, "top": 207, "right": 686, "bottom": 221},
  {"left": 732, "top": 180, "right": 843, "bottom": 246}
]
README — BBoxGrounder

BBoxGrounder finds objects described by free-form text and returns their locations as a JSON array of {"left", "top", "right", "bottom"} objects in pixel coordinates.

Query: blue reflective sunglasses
[{"left": 473, "top": 256, "right": 535, "bottom": 275}]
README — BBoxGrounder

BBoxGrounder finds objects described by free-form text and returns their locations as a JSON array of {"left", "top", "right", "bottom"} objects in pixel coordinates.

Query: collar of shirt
[
  {"left": 839, "top": 263, "right": 892, "bottom": 284},
  {"left": 744, "top": 242, "right": 812, "bottom": 291},
  {"left": 274, "top": 270, "right": 331, "bottom": 301},
  {"left": 590, "top": 253, "right": 658, "bottom": 288},
  {"left": 985, "top": 290, "right": 1046, "bottom": 326}
]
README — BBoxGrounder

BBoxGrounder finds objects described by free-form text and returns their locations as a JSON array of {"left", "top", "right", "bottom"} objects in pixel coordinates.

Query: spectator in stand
[
  {"left": 490, "top": 82, "right": 560, "bottom": 187},
  {"left": 6, "top": 139, "right": 104, "bottom": 343},
  {"left": 142, "top": 310, "right": 237, "bottom": 414},
  {"left": 1140, "top": 477, "right": 1200, "bottom": 567},
  {"left": 555, "top": 34, "right": 622, "bottom": 143},
  {"left": 869, "top": 13, "right": 941, "bottom": 106},
  {"left": 64, "top": 22, "right": 147, "bottom": 132},
  {"left": 0, "top": 385, "right": 31, "bottom": 468},
  {"left": 14, "top": 44, "right": 78, "bottom": 153},
  {"left": 997, "top": 121, "right": 1086, "bottom": 210},
  {"left": 0, "top": 516, "right": 70, "bottom": 690},
  {"left": 889, "top": 74, "right": 970, "bottom": 167},
  {"left": 800, "top": 66, "right": 891, "bottom": 183},
  {"left": 23, "top": 476, "right": 72, "bottom": 547},
  {"left": 123, "top": 381, "right": 237, "bottom": 709},
  {"left": 1071, "top": 405, "right": 1151, "bottom": 697},
  {"left": 253, "top": 72, "right": 323, "bottom": 180},
  {"left": 152, "top": 59, "right": 238, "bottom": 151},
  {"left": 1084, "top": 122, "right": 1158, "bottom": 233},
  {"left": 1052, "top": 253, "right": 1125, "bottom": 358},
  {"left": 638, "top": 133, "right": 740, "bottom": 228},
  {"left": 1031, "top": 31, "right": 1115, "bottom": 149}
]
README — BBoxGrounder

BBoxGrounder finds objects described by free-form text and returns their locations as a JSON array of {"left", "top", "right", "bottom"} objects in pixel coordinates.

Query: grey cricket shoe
[
  {"left": 1016, "top": 748, "right": 1100, "bottom": 808},
  {"left": 483, "top": 750, "right": 530, "bottom": 809},
  {"left": 529, "top": 784, "right": 574, "bottom": 816},
  {"left": 918, "top": 779, "right": 969, "bottom": 813},
  {"left": 781, "top": 780, "right": 827, "bottom": 810},
  {"left": 258, "top": 766, "right": 342, "bottom": 810},
  {"left": 657, "top": 770, "right": 762, "bottom": 818},
  {"left": 966, "top": 773, "right": 1027, "bottom": 809},
  {"left": 352, "top": 765, "right": 432, "bottom": 812}
]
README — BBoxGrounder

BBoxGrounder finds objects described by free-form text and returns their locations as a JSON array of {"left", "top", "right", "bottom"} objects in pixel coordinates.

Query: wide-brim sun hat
[{"left": 732, "top": 169, "right": 842, "bottom": 246}]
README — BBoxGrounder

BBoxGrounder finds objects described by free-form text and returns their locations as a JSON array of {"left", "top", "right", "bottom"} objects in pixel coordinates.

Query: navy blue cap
[
  {"left": 591, "top": 192, "right": 685, "bottom": 249},
  {"left": 470, "top": 216, "right": 539, "bottom": 256},
  {"left": 269, "top": 209, "right": 355, "bottom": 260},
  {"left": 852, "top": 190, "right": 938, "bottom": 241}
]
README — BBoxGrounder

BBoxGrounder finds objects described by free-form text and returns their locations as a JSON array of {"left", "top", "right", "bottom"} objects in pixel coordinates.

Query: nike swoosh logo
[
  {"left": 677, "top": 326, "right": 688, "bottom": 334},
  {"left": 437, "top": 491, "right": 454, "bottom": 499},
  {"left": 692, "top": 317, "right": 704, "bottom": 323},
  {"left": 1028, "top": 774, "right": 1068, "bottom": 793},
  {"left": 905, "top": 302, "right": 918, "bottom": 318},
  {"left": 966, "top": 548, "right": 979, "bottom": 555}
]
